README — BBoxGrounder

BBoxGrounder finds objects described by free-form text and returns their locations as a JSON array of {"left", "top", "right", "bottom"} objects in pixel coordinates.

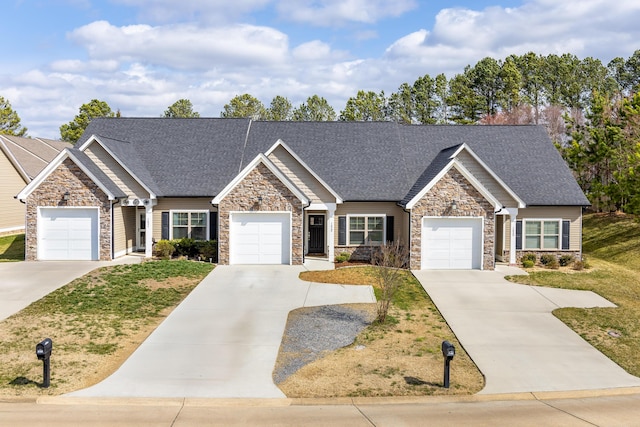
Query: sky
[{"left": 2, "top": 0, "right": 639, "bottom": 139}]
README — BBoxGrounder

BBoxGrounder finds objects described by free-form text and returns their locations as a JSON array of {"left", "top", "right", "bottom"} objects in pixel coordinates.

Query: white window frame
[
  {"left": 169, "top": 210, "right": 209, "bottom": 240},
  {"left": 523, "top": 218, "right": 561, "bottom": 250},
  {"left": 346, "top": 214, "right": 386, "bottom": 246}
]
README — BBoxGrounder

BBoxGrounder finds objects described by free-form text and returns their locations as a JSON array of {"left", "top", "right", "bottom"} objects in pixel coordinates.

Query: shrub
[
  {"left": 545, "top": 257, "right": 559, "bottom": 269},
  {"left": 522, "top": 259, "right": 535, "bottom": 268},
  {"left": 172, "top": 238, "right": 198, "bottom": 258},
  {"left": 573, "top": 260, "right": 584, "bottom": 271},
  {"left": 539, "top": 254, "right": 556, "bottom": 265},
  {"left": 521, "top": 253, "right": 537, "bottom": 265},
  {"left": 335, "top": 252, "right": 351, "bottom": 263},
  {"left": 559, "top": 254, "right": 575, "bottom": 267},
  {"left": 154, "top": 240, "right": 175, "bottom": 259},
  {"left": 197, "top": 240, "right": 217, "bottom": 262}
]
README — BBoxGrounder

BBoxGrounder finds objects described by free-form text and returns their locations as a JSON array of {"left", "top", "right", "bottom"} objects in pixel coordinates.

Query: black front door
[{"left": 308, "top": 215, "right": 325, "bottom": 254}]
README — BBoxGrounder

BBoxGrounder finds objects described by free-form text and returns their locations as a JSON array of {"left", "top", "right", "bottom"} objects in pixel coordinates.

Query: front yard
[{"left": 0, "top": 234, "right": 24, "bottom": 261}]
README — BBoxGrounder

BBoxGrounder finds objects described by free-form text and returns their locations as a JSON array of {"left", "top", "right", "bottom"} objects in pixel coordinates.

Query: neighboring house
[
  {"left": 0, "top": 134, "right": 68, "bottom": 236},
  {"left": 17, "top": 118, "right": 589, "bottom": 269}
]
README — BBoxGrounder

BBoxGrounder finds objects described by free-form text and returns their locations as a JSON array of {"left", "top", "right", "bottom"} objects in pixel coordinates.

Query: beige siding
[
  {"left": 153, "top": 198, "right": 217, "bottom": 241},
  {"left": 335, "top": 202, "right": 408, "bottom": 246},
  {"left": 0, "top": 153, "right": 28, "bottom": 233},
  {"left": 84, "top": 142, "right": 148, "bottom": 198},
  {"left": 505, "top": 206, "right": 583, "bottom": 251},
  {"left": 113, "top": 205, "right": 136, "bottom": 255},
  {"left": 456, "top": 151, "right": 519, "bottom": 207},
  {"left": 267, "top": 146, "right": 335, "bottom": 203}
]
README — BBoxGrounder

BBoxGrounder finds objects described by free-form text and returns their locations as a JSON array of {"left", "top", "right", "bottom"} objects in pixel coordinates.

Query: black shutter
[
  {"left": 562, "top": 220, "right": 570, "bottom": 250},
  {"left": 338, "top": 216, "right": 346, "bottom": 245},
  {"left": 210, "top": 212, "right": 218, "bottom": 241},
  {"left": 161, "top": 212, "right": 169, "bottom": 240},
  {"left": 515, "top": 220, "right": 522, "bottom": 250},
  {"left": 386, "top": 216, "right": 394, "bottom": 242}
]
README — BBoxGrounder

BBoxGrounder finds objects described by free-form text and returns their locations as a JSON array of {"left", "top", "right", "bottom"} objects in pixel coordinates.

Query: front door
[
  {"left": 308, "top": 215, "right": 325, "bottom": 254},
  {"left": 137, "top": 210, "right": 146, "bottom": 251}
]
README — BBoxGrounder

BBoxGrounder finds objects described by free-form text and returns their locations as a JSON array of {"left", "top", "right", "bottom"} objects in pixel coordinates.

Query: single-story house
[
  {"left": 0, "top": 134, "right": 68, "bottom": 236},
  {"left": 17, "top": 118, "right": 589, "bottom": 269}
]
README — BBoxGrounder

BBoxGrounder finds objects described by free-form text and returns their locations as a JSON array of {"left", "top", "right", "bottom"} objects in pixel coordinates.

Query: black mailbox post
[
  {"left": 441, "top": 340, "right": 455, "bottom": 389},
  {"left": 36, "top": 338, "right": 52, "bottom": 388}
]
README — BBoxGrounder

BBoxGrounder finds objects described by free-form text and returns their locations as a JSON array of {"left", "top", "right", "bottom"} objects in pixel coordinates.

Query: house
[
  {"left": 16, "top": 118, "right": 589, "bottom": 269},
  {"left": 0, "top": 134, "right": 69, "bottom": 236}
]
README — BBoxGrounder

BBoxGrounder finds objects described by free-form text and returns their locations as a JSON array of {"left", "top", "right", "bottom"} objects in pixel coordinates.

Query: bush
[
  {"left": 154, "top": 240, "right": 175, "bottom": 259},
  {"left": 559, "top": 254, "right": 575, "bottom": 267},
  {"left": 335, "top": 252, "right": 351, "bottom": 263},
  {"left": 521, "top": 253, "right": 537, "bottom": 265},
  {"left": 573, "top": 260, "right": 584, "bottom": 271},
  {"left": 171, "top": 238, "right": 198, "bottom": 258},
  {"left": 196, "top": 240, "right": 217, "bottom": 262},
  {"left": 539, "top": 254, "right": 556, "bottom": 265},
  {"left": 522, "top": 259, "right": 535, "bottom": 268}
]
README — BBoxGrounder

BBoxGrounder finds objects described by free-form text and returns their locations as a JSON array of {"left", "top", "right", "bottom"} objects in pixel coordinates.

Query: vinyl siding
[
  {"left": 456, "top": 150, "right": 519, "bottom": 207},
  {"left": 113, "top": 205, "right": 136, "bottom": 255},
  {"left": 267, "top": 146, "right": 335, "bottom": 203},
  {"left": 335, "top": 202, "right": 408, "bottom": 246},
  {"left": 152, "top": 198, "right": 216, "bottom": 241},
  {"left": 84, "top": 142, "right": 148, "bottom": 198},
  {"left": 0, "top": 152, "right": 28, "bottom": 233},
  {"left": 505, "top": 206, "right": 582, "bottom": 251}
]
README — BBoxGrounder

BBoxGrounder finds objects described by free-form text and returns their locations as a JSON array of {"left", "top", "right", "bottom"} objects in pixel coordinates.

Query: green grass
[
  {"left": 0, "top": 234, "right": 25, "bottom": 261},
  {"left": 507, "top": 213, "right": 640, "bottom": 376}
]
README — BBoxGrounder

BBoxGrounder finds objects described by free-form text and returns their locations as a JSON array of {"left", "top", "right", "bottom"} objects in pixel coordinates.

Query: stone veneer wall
[
  {"left": 25, "top": 158, "right": 112, "bottom": 261},
  {"left": 217, "top": 163, "right": 304, "bottom": 265},
  {"left": 410, "top": 169, "right": 495, "bottom": 270}
]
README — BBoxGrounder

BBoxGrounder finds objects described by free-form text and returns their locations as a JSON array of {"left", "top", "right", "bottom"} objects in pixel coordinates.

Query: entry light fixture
[
  {"left": 257, "top": 195, "right": 263, "bottom": 204},
  {"left": 451, "top": 200, "right": 457, "bottom": 210},
  {"left": 62, "top": 191, "right": 70, "bottom": 201}
]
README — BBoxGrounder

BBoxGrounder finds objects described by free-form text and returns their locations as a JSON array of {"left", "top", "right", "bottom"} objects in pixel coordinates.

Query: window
[
  {"left": 172, "top": 211, "right": 207, "bottom": 240},
  {"left": 348, "top": 216, "right": 384, "bottom": 245},
  {"left": 524, "top": 220, "right": 560, "bottom": 250}
]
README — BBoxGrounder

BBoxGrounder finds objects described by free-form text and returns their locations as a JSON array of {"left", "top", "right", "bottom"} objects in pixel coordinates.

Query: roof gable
[
  {"left": 0, "top": 135, "right": 68, "bottom": 181},
  {"left": 212, "top": 153, "right": 309, "bottom": 205}
]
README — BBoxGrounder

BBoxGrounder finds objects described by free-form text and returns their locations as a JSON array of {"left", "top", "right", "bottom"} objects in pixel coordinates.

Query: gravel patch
[{"left": 273, "top": 305, "right": 375, "bottom": 384}]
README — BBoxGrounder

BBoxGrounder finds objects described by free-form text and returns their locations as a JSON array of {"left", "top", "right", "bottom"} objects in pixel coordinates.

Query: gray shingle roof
[
  {"left": 0, "top": 135, "right": 69, "bottom": 180},
  {"left": 78, "top": 118, "right": 589, "bottom": 206}
]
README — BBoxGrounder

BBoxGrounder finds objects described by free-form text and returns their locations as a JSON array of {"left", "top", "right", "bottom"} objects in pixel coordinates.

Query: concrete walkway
[
  {"left": 413, "top": 267, "right": 640, "bottom": 394},
  {"left": 0, "top": 256, "right": 143, "bottom": 321},
  {"left": 68, "top": 264, "right": 375, "bottom": 399}
]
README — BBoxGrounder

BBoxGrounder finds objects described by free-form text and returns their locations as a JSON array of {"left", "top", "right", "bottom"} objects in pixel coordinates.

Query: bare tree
[{"left": 371, "top": 240, "right": 409, "bottom": 324}]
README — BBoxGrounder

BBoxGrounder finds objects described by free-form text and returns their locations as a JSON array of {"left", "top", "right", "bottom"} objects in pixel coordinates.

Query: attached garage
[
  {"left": 229, "top": 212, "right": 291, "bottom": 264},
  {"left": 38, "top": 208, "right": 99, "bottom": 260},
  {"left": 422, "top": 217, "right": 483, "bottom": 269}
]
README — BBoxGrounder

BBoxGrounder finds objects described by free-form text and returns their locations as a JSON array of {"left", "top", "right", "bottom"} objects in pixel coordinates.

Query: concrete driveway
[
  {"left": 0, "top": 257, "right": 143, "bottom": 321},
  {"left": 68, "top": 264, "right": 376, "bottom": 399},
  {"left": 413, "top": 267, "right": 640, "bottom": 394}
]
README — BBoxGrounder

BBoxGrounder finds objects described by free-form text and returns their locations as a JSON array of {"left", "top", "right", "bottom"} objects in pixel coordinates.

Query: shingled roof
[
  {"left": 0, "top": 135, "right": 70, "bottom": 181},
  {"left": 79, "top": 118, "right": 589, "bottom": 206}
]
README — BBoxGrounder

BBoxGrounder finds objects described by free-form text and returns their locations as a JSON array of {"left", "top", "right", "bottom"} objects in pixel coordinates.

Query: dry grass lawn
[{"left": 278, "top": 267, "right": 484, "bottom": 397}]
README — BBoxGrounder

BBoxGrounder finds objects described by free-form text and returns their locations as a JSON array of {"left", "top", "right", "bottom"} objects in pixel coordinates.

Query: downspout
[{"left": 399, "top": 202, "right": 412, "bottom": 269}]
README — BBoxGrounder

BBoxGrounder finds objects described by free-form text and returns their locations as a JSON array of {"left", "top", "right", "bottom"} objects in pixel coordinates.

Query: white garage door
[
  {"left": 39, "top": 208, "right": 99, "bottom": 260},
  {"left": 422, "top": 217, "right": 482, "bottom": 269},
  {"left": 230, "top": 212, "right": 290, "bottom": 264}
]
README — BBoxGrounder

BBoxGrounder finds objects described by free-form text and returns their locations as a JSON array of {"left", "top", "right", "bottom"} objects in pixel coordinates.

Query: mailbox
[
  {"left": 441, "top": 340, "right": 455, "bottom": 359},
  {"left": 36, "top": 338, "right": 52, "bottom": 360}
]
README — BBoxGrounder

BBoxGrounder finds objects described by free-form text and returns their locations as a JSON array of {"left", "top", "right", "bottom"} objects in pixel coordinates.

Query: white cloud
[
  {"left": 277, "top": 0, "right": 418, "bottom": 26},
  {"left": 68, "top": 21, "right": 290, "bottom": 70}
]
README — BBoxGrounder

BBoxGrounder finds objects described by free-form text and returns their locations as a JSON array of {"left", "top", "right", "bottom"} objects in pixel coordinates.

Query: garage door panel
[
  {"left": 230, "top": 213, "right": 290, "bottom": 265},
  {"left": 39, "top": 208, "right": 99, "bottom": 261},
  {"left": 422, "top": 218, "right": 482, "bottom": 270}
]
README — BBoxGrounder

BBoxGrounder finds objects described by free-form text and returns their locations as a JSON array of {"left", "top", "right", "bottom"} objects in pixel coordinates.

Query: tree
[
  {"left": 339, "top": 90, "right": 387, "bottom": 121},
  {"left": 471, "top": 57, "right": 503, "bottom": 117},
  {"left": 0, "top": 96, "right": 27, "bottom": 136},
  {"left": 163, "top": 99, "right": 200, "bottom": 118},
  {"left": 60, "top": 99, "right": 114, "bottom": 143},
  {"left": 517, "top": 52, "right": 545, "bottom": 124},
  {"left": 371, "top": 240, "right": 409, "bottom": 324},
  {"left": 447, "top": 69, "right": 483, "bottom": 124},
  {"left": 387, "top": 83, "right": 413, "bottom": 124},
  {"left": 221, "top": 94, "right": 266, "bottom": 119},
  {"left": 292, "top": 95, "right": 336, "bottom": 121},
  {"left": 413, "top": 74, "right": 441, "bottom": 124},
  {"left": 266, "top": 95, "right": 293, "bottom": 121}
]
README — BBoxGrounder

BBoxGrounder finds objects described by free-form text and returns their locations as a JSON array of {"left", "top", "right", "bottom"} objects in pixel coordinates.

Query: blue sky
[{"left": 2, "top": 0, "right": 639, "bottom": 138}]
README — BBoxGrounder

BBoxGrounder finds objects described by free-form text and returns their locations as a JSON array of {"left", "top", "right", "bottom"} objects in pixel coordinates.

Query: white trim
[
  {"left": 113, "top": 248, "right": 129, "bottom": 259},
  {"left": 0, "top": 225, "right": 24, "bottom": 234},
  {"left": 168, "top": 209, "right": 210, "bottom": 241},
  {"left": 522, "top": 218, "right": 563, "bottom": 251},
  {"left": 345, "top": 213, "right": 386, "bottom": 246},
  {"left": 306, "top": 202, "right": 336, "bottom": 211},
  {"left": 212, "top": 154, "right": 309, "bottom": 205},
  {"left": 451, "top": 144, "right": 526, "bottom": 208},
  {"left": 421, "top": 215, "right": 484, "bottom": 270},
  {"left": 265, "top": 139, "right": 343, "bottom": 204},
  {"left": 37, "top": 206, "right": 100, "bottom": 261},
  {"left": 16, "top": 149, "right": 117, "bottom": 201},
  {"left": 79, "top": 135, "right": 156, "bottom": 199},
  {"left": 229, "top": 210, "right": 293, "bottom": 265}
]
